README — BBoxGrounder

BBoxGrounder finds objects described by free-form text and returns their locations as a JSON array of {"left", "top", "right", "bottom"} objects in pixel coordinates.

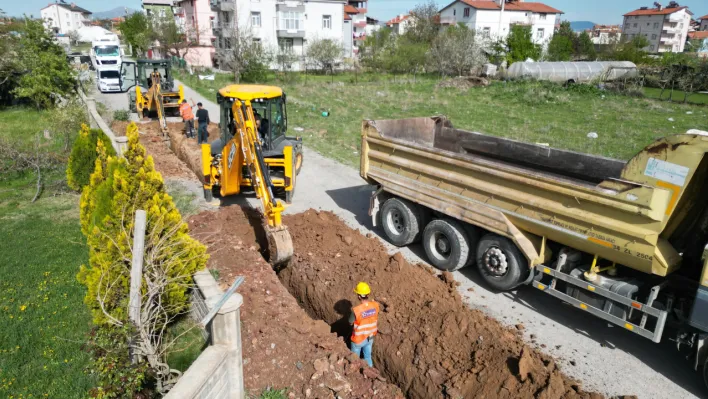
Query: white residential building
[
  {"left": 211, "top": 0, "right": 347, "bottom": 71},
  {"left": 590, "top": 24, "right": 622, "bottom": 45},
  {"left": 699, "top": 14, "right": 708, "bottom": 31},
  {"left": 622, "top": 3, "right": 693, "bottom": 53},
  {"left": 344, "top": 1, "right": 369, "bottom": 55},
  {"left": 173, "top": 0, "right": 216, "bottom": 67},
  {"left": 386, "top": 14, "right": 411, "bottom": 36},
  {"left": 41, "top": 2, "right": 92, "bottom": 35},
  {"left": 438, "top": 0, "right": 563, "bottom": 45}
]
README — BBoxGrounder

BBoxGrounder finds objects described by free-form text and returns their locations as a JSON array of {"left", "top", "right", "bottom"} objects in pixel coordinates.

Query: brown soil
[
  {"left": 436, "top": 76, "right": 490, "bottom": 90},
  {"left": 188, "top": 206, "right": 404, "bottom": 399},
  {"left": 279, "top": 210, "right": 605, "bottom": 399}
]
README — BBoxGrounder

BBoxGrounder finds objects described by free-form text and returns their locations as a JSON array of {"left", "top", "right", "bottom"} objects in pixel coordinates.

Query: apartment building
[
  {"left": 438, "top": 0, "right": 563, "bottom": 45},
  {"left": 622, "top": 2, "right": 693, "bottom": 53},
  {"left": 699, "top": 14, "right": 708, "bottom": 31},
  {"left": 143, "top": 0, "right": 175, "bottom": 19},
  {"left": 174, "top": 0, "right": 216, "bottom": 67},
  {"left": 386, "top": 14, "right": 410, "bottom": 35},
  {"left": 211, "top": 0, "right": 347, "bottom": 71},
  {"left": 345, "top": 1, "right": 368, "bottom": 55},
  {"left": 41, "top": 2, "right": 92, "bottom": 35},
  {"left": 590, "top": 24, "right": 622, "bottom": 45}
]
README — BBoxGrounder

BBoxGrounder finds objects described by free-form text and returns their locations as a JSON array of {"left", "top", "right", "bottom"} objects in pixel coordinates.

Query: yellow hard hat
[{"left": 353, "top": 282, "right": 371, "bottom": 296}]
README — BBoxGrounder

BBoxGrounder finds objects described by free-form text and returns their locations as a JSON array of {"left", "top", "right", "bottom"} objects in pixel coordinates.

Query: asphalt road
[{"left": 91, "top": 81, "right": 705, "bottom": 399}]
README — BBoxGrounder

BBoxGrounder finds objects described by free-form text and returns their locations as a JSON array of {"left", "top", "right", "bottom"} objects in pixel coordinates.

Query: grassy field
[
  {"left": 0, "top": 109, "right": 95, "bottom": 398},
  {"left": 176, "top": 71, "right": 708, "bottom": 168}
]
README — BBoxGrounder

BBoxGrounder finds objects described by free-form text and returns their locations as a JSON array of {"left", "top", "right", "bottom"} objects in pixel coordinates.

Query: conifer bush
[{"left": 66, "top": 124, "right": 115, "bottom": 192}]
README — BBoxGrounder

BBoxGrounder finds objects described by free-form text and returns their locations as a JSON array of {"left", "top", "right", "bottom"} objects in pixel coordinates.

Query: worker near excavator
[
  {"left": 349, "top": 282, "right": 379, "bottom": 367},
  {"left": 195, "top": 102, "right": 210, "bottom": 144},
  {"left": 179, "top": 99, "right": 196, "bottom": 139}
]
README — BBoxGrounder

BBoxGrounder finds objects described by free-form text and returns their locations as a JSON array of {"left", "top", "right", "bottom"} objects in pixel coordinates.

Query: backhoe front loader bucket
[{"left": 267, "top": 226, "right": 293, "bottom": 266}]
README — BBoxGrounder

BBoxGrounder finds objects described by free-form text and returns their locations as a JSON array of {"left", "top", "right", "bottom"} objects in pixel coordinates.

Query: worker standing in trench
[{"left": 349, "top": 282, "right": 380, "bottom": 367}]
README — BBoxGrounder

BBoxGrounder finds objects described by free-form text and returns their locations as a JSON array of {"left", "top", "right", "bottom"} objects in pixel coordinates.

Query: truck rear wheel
[
  {"left": 422, "top": 219, "right": 471, "bottom": 271},
  {"left": 381, "top": 198, "right": 422, "bottom": 246},
  {"left": 476, "top": 234, "right": 529, "bottom": 291}
]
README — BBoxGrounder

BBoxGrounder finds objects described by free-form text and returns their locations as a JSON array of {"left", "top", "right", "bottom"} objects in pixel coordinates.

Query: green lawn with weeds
[
  {"left": 643, "top": 87, "right": 708, "bottom": 105},
  {"left": 176, "top": 71, "right": 708, "bottom": 168},
  {"left": 0, "top": 109, "right": 95, "bottom": 398}
]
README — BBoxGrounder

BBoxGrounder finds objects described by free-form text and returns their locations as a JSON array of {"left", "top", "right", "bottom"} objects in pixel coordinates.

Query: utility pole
[{"left": 497, "top": 0, "right": 505, "bottom": 39}]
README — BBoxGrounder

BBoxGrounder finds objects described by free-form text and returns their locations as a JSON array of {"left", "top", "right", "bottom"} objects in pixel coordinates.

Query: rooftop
[
  {"left": 386, "top": 14, "right": 409, "bottom": 26},
  {"left": 42, "top": 2, "right": 92, "bottom": 14},
  {"left": 699, "top": 14, "right": 708, "bottom": 20},
  {"left": 441, "top": 0, "right": 563, "bottom": 15},
  {"left": 623, "top": 5, "right": 691, "bottom": 17},
  {"left": 688, "top": 31, "right": 708, "bottom": 39}
]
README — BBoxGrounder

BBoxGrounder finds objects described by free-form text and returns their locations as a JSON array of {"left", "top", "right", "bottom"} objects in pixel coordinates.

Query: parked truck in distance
[
  {"left": 360, "top": 116, "right": 708, "bottom": 389},
  {"left": 90, "top": 35, "right": 122, "bottom": 70}
]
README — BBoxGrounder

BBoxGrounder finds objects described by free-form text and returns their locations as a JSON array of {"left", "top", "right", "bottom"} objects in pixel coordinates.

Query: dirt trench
[{"left": 131, "top": 119, "right": 626, "bottom": 399}]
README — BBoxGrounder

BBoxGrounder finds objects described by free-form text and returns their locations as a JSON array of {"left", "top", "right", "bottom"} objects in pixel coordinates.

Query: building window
[
  {"left": 633, "top": 23, "right": 637, "bottom": 28},
  {"left": 679, "top": 22, "right": 683, "bottom": 29},
  {"left": 159, "top": 9, "right": 166, "bottom": 18},
  {"left": 482, "top": 27, "right": 490, "bottom": 38},
  {"left": 279, "top": 38, "right": 294, "bottom": 51},
  {"left": 653, "top": 22, "right": 659, "bottom": 29},
  {"left": 537, "top": 28, "right": 545, "bottom": 39},
  {"left": 323, "top": 15, "right": 331, "bottom": 29},
  {"left": 539, "top": 13, "right": 547, "bottom": 20},
  {"left": 453, "top": 9, "right": 456, "bottom": 16},
  {"left": 651, "top": 34, "right": 657, "bottom": 39},
  {"left": 252, "top": 12, "right": 261, "bottom": 27},
  {"left": 463, "top": 7, "right": 470, "bottom": 18},
  {"left": 253, "top": 38, "right": 262, "bottom": 50},
  {"left": 280, "top": 11, "right": 301, "bottom": 30},
  {"left": 647, "top": 22, "right": 650, "bottom": 26}
]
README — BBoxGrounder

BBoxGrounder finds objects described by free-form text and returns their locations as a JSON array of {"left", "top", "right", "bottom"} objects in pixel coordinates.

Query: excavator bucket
[{"left": 267, "top": 226, "right": 293, "bottom": 266}]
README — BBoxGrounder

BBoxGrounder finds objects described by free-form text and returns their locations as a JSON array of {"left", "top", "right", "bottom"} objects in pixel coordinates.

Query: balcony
[
  {"left": 277, "top": 28, "right": 305, "bottom": 38},
  {"left": 440, "top": 16, "right": 456, "bottom": 25},
  {"left": 660, "top": 35, "right": 678, "bottom": 44}
]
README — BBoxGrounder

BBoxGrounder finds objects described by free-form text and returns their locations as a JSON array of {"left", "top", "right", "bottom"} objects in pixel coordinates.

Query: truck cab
[{"left": 90, "top": 35, "right": 122, "bottom": 69}]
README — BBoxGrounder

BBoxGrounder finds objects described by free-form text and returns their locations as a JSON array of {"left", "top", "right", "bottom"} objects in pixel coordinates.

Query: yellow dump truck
[{"left": 360, "top": 116, "right": 708, "bottom": 387}]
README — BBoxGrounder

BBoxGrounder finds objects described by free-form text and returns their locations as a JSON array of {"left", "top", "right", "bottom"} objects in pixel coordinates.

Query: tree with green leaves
[
  {"left": 13, "top": 18, "right": 75, "bottom": 109},
  {"left": 504, "top": 25, "right": 541, "bottom": 64},
  {"left": 384, "top": 36, "right": 428, "bottom": 76},
  {"left": 546, "top": 33, "right": 574, "bottom": 61},
  {"left": 577, "top": 31, "right": 596, "bottom": 60},
  {"left": 403, "top": 1, "right": 439, "bottom": 44},
  {"left": 120, "top": 12, "right": 151, "bottom": 56},
  {"left": 360, "top": 27, "right": 395, "bottom": 71}
]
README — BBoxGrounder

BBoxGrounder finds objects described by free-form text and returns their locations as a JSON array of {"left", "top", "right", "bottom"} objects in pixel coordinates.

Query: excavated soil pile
[
  {"left": 165, "top": 122, "right": 219, "bottom": 183},
  {"left": 188, "top": 206, "right": 404, "bottom": 399},
  {"left": 280, "top": 210, "right": 605, "bottom": 399}
]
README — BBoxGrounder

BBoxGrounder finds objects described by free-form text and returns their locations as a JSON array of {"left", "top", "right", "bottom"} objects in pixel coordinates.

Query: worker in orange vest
[
  {"left": 179, "top": 99, "right": 196, "bottom": 139},
  {"left": 349, "top": 282, "right": 380, "bottom": 367}
]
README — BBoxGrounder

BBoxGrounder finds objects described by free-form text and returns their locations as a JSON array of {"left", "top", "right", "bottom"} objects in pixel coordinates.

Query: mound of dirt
[
  {"left": 279, "top": 209, "right": 604, "bottom": 399},
  {"left": 437, "top": 76, "right": 490, "bottom": 90},
  {"left": 188, "top": 206, "right": 404, "bottom": 399}
]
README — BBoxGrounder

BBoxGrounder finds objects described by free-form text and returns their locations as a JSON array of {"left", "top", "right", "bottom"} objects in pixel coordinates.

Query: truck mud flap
[{"left": 533, "top": 266, "right": 668, "bottom": 343}]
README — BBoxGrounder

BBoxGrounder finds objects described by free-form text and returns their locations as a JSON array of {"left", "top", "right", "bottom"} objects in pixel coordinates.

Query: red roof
[
  {"left": 386, "top": 14, "right": 409, "bottom": 26},
  {"left": 689, "top": 31, "right": 708, "bottom": 39},
  {"left": 344, "top": 5, "right": 358, "bottom": 14},
  {"left": 623, "top": 6, "right": 690, "bottom": 16},
  {"left": 344, "top": 14, "right": 352, "bottom": 21},
  {"left": 443, "top": 0, "right": 562, "bottom": 14},
  {"left": 700, "top": 14, "right": 708, "bottom": 20}
]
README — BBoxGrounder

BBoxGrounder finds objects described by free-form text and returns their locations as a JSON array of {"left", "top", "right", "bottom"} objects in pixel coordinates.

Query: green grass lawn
[
  {"left": 643, "top": 87, "right": 708, "bottom": 105},
  {"left": 0, "top": 109, "right": 95, "bottom": 398},
  {"left": 176, "top": 71, "right": 708, "bottom": 168}
]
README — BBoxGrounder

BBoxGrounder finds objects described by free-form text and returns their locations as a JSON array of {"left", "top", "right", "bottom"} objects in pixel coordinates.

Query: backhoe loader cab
[
  {"left": 208, "top": 85, "right": 303, "bottom": 203},
  {"left": 119, "top": 59, "right": 184, "bottom": 124}
]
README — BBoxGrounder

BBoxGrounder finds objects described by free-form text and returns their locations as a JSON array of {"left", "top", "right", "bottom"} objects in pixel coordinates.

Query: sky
[{"left": 4, "top": 0, "right": 708, "bottom": 24}]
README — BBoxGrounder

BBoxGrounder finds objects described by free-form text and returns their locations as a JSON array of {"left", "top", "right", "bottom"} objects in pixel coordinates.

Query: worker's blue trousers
[{"left": 350, "top": 337, "right": 374, "bottom": 367}]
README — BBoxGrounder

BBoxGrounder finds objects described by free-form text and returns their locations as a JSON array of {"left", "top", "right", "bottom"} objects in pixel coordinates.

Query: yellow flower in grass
[{"left": 19, "top": 305, "right": 26, "bottom": 312}]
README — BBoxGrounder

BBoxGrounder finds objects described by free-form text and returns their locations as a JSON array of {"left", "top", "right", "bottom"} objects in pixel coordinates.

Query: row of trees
[{"left": 0, "top": 18, "right": 76, "bottom": 108}]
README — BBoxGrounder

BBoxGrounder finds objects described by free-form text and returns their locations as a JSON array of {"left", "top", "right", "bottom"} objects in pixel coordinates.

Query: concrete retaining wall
[
  {"left": 77, "top": 89, "right": 127, "bottom": 155},
  {"left": 164, "top": 270, "right": 245, "bottom": 399}
]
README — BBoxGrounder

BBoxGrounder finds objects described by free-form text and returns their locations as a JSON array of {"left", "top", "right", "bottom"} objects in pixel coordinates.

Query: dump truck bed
[{"left": 361, "top": 117, "right": 708, "bottom": 277}]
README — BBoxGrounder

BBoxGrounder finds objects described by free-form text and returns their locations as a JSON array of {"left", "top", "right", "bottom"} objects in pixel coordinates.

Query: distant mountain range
[
  {"left": 92, "top": 7, "right": 139, "bottom": 20},
  {"left": 569, "top": 21, "right": 596, "bottom": 32}
]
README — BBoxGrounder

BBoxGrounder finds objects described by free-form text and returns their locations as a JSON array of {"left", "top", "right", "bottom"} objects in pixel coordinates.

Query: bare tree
[
  {"left": 428, "top": 25, "right": 487, "bottom": 76},
  {"left": 306, "top": 38, "right": 342, "bottom": 72},
  {"left": 67, "top": 29, "right": 80, "bottom": 46},
  {"left": 151, "top": 14, "right": 205, "bottom": 60},
  {"left": 216, "top": 23, "right": 272, "bottom": 83}
]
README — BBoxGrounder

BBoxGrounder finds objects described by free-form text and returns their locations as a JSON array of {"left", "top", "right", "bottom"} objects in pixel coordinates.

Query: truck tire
[
  {"left": 476, "top": 234, "right": 529, "bottom": 291},
  {"left": 381, "top": 197, "right": 422, "bottom": 246},
  {"left": 422, "top": 219, "right": 471, "bottom": 271}
]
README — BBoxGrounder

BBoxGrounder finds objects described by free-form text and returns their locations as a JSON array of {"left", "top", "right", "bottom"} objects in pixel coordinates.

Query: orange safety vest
[
  {"left": 351, "top": 300, "right": 379, "bottom": 344},
  {"left": 179, "top": 103, "right": 194, "bottom": 120}
]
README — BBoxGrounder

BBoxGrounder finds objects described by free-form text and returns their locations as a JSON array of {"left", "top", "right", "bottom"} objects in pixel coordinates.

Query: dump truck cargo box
[{"left": 361, "top": 117, "right": 708, "bottom": 277}]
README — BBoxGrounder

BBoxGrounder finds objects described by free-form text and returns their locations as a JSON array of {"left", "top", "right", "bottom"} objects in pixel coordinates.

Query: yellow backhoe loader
[
  {"left": 118, "top": 59, "right": 184, "bottom": 133},
  {"left": 201, "top": 85, "right": 303, "bottom": 265}
]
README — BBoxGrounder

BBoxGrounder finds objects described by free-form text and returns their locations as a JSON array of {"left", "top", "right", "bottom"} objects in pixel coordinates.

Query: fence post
[
  {"left": 210, "top": 293, "right": 245, "bottom": 398},
  {"left": 129, "top": 210, "right": 147, "bottom": 364}
]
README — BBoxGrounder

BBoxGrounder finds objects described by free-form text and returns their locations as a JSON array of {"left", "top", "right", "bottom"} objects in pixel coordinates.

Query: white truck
[
  {"left": 96, "top": 65, "right": 122, "bottom": 93},
  {"left": 90, "top": 35, "right": 122, "bottom": 70}
]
